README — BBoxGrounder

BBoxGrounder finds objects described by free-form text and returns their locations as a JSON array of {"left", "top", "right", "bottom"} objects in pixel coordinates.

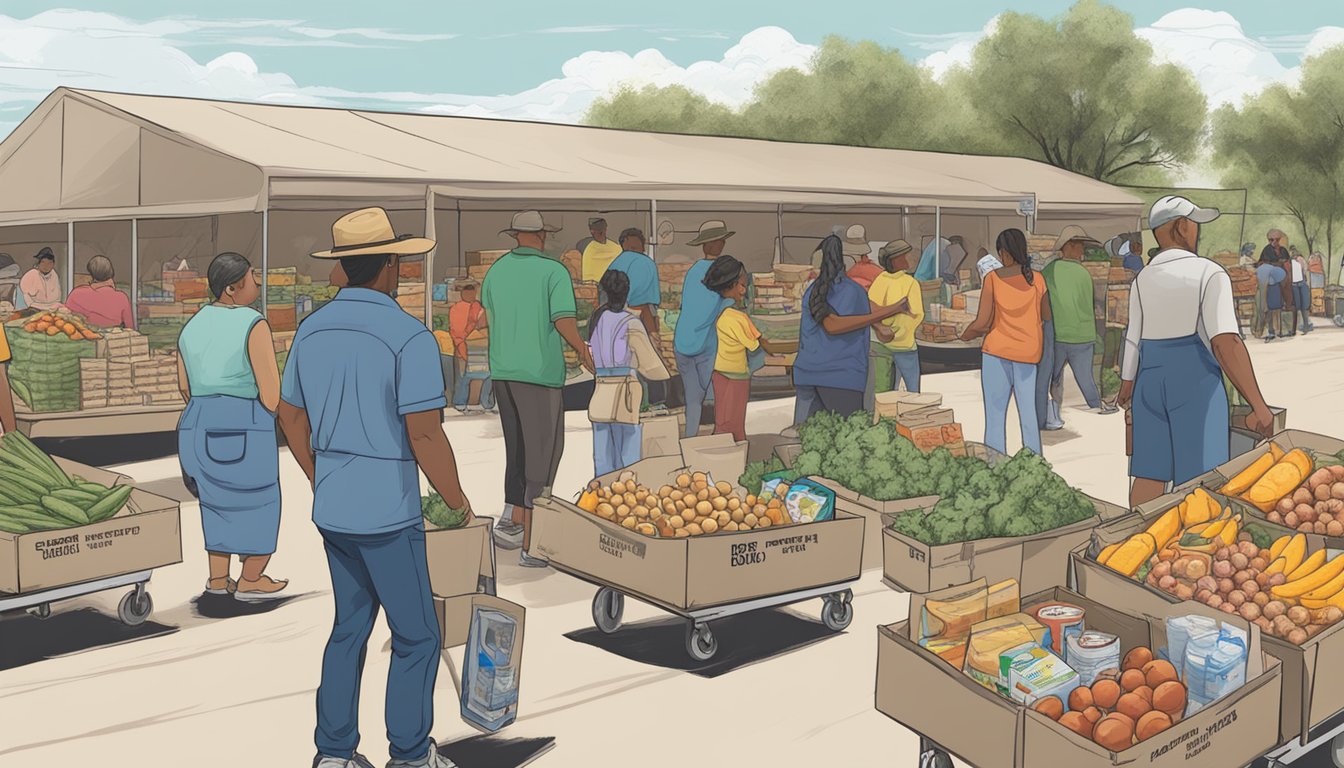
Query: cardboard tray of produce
[
  {"left": 876, "top": 585, "right": 1282, "bottom": 768},
  {"left": 530, "top": 454, "right": 865, "bottom": 612},
  {"left": 873, "top": 493, "right": 1129, "bottom": 596},
  {"left": 1072, "top": 509, "right": 1344, "bottom": 747},
  {"left": 426, "top": 515, "right": 495, "bottom": 599},
  {"left": 0, "top": 457, "right": 182, "bottom": 594}
]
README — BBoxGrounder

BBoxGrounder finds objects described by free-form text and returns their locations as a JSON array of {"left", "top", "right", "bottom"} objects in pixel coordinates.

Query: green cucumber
[
  {"left": 85, "top": 485, "right": 134, "bottom": 523},
  {"left": 40, "top": 495, "right": 89, "bottom": 526},
  {"left": 51, "top": 488, "right": 100, "bottom": 506},
  {"left": 77, "top": 481, "right": 111, "bottom": 495},
  {"left": 0, "top": 468, "right": 51, "bottom": 502},
  {"left": 0, "top": 507, "right": 63, "bottom": 531},
  {"left": 0, "top": 517, "right": 30, "bottom": 534},
  {"left": 1, "top": 431, "right": 71, "bottom": 488}
]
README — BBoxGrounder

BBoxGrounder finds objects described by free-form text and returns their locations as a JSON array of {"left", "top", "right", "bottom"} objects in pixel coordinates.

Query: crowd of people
[{"left": 1249, "top": 228, "right": 1317, "bottom": 341}]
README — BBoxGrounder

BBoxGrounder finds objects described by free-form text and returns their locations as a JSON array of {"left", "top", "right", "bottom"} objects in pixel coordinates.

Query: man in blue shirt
[
  {"left": 278, "top": 207, "right": 470, "bottom": 768},
  {"left": 674, "top": 220, "right": 735, "bottom": 438},
  {"left": 605, "top": 227, "right": 661, "bottom": 338}
]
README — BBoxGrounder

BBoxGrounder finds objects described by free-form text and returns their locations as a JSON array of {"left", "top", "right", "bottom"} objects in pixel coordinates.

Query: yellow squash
[
  {"left": 1186, "top": 489, "right": 1220, "bottom": 526},
  {"left": 1283, "top": 448, "right": 1313, "bottom": 480},
  {"left": 1271, "top": 443, "right": 1286, "bottom": 462},
  {"left": 1106, "top": 533, "right": 1157, "bottom": 578},
  {"left": 1219, "top": 516, "right": 1241, "bottom": 547},
  {"left": 1276, "top": 554, "right": 1344, "bottom": 600},
  {"left": 1097, "top": 543, "right": 1121, "bottom": 566},
  {"left": 1220, "top": 452, "right": 1275, "bottom": 496},
  {"left": 1243, "top": 462, "right": 1305, "bottom": 513},
  {"left": 1144, "top": 508, "right": 1183, "bottom": 551}
]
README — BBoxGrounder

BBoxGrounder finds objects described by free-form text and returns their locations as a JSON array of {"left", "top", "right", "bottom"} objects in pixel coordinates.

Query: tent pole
[
  {"left": 649, "top": 199, "right": 657, "bottom": 262},
  {"left": 934, "top": 206, "right": 942, "bottom": 276},
  {"left": 776, "top": 204, "right": 784, "bottom": 266},
  {"left": 902, "top": 207, "right": 908, "bottom": 241},
  {"left": 455, "top": 208, "right": 462, "bottom": 275},
  {"left": 424, "top": 188, "right": 436, "bottom": 328},
  {"left": 261, "top": 209, "right": 269, "bottom": 316},
  {"left": 130, "top": 218, "right": 138, "bottom": 322},
  {"left": 66, "top": 221, "right": 74, "bottom": 298}
]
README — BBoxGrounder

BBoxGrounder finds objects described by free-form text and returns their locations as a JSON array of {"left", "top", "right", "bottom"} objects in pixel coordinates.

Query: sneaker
[
  {"left": 313, "top": 752, "right": 376, "bottom": 768},
  {"left": 519, "top": 550, "right": 549, "bottom": 568},
  {"left": 1264, "top": 335, "right": 1276, "bottom": 342},
  {"left": 387, "top": 740, "right": 457, "bottom": 768},
  {"left": 235, "top": 575, "right": 289, "bottom": 602},
  {"left": 1044, "top": 420, "right": 1066, "bottom": 431},
  {"left": 493, "top": 519, "right": 524, "bottom": 550},
  {"left": 205, "top": 577, "right": 237, "bottom": 596},
  {"left": 1098, "top": 403, "right": 1119, "bottom": 415}
]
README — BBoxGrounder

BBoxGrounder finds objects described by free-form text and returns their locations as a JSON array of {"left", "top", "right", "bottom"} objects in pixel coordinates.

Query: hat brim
[
  {"left": 843, "top": 242, "right": 872, "bottom": 257},
  {"left": 1052, "top": 235, "right": 1101, "bottom": 252},
  {"left": 311, "top": 236, "right": 436, "bottom": 259},
  {"left": 686, "top": 231, "right": 735, "bottom": 246},
  {"left": 500, "top": 224, "right": 563, "bottom": 236},
  {"left": 1186, "top": 207, "right": 1221, "bottom": 224}
]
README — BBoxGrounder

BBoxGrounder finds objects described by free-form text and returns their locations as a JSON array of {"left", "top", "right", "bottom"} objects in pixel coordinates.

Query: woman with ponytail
[
  {"left": 704, "top": 255, "right": 760, "bottom": 442},
  {"left": 792, "top": 235, "right": 909, "bottom": 426},
  {"left": 960, "top": 228, "right": 1051, "bottom": 456}
]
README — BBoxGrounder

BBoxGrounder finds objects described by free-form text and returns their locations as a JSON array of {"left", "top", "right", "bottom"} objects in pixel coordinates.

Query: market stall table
[{"left": 12, "top": 401, "right": 184, "bottom": 439}]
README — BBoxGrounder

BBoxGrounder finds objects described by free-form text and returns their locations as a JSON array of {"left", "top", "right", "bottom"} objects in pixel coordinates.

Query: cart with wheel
[
  {"left": 0, "top": 569, "right": 156, "bottom": 626},
  {"left": 579, "top": 568, "right": 856, "bottom": 662}
]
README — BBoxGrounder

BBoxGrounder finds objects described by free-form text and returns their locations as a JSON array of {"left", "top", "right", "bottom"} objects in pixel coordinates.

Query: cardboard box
[
  {"left": 1072, "top": 515, "right": 1344, "bottom": 746},
  {"left": 678, "top": 434, "right": 749, "bottom": 485},
  {"left": 640, "top": 414, "right": 682, "bottom": 460},
  {"left": 425, "top": 515, "right": 495, "bottom": 598},
  {"left": 531, "top": 454, "right": 865, "bottom": 611},
  {"left": 0, "top": 457, "right": 183, "bottom": 594},
  {"left": 435, "top": 592, "right": 525, "bottom": 650},
  {"left": 877, "top": 492, "right": 1127, "bottom": 595},
  {"left": 464, "top": 250, "right": 509, "bottom": 268},
  {"left": 876, "top": 585, "right": 1282, "bottom": 768}
]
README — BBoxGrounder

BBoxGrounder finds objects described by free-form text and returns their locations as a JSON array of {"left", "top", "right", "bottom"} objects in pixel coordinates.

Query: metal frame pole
[
  {"left": 934, "top": 206, "right": 942, "bottom": 276},
  {"left": 130, "top": 218, "right": 138, "bottom": 321},
  {"left": 66, "top": 221, "right": 74, "bottom": 298},
  {"left": 260, "top": 209, "right": 269, "bottom": 315},
  {"left": 424, "top": 187, "right": 436, "bottom": 327},
  {"left": 650, "top": 199, "right": 658, "bottom": 262},
  {"left": 776, "top": 204, "right": 784, "bottom": 266}
]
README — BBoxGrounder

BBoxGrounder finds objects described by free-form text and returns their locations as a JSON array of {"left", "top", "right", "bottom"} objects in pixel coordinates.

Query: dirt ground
[{"left": 1, "top": 327, "right": 1341, "bottom": 767}]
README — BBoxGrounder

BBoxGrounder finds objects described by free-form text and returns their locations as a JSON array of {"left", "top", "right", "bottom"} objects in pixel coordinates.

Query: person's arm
[
  {"left": 1040, "top": 284, "right": 1053, "bottom": 323},
  {"left": 121, "top": 292, "right": 137, "bottom": 330},
  {"left": 0, "top": 365, "right": 16, "bottom": 434},
  {"left": 549, "top": 266, "right": 594, "bottom": 372},
  {"left": 1117, "top": 282, "right": 1142, "bottom": 410},
  {"left": 397, "top": 332, "right": 472, "bottom": 514},
  {"left": 960, "top": 276, "right": 995, "bottom": 341},
  {"left": 276, "top": 402, "right": 316, "bottom": 487},
  {"left": 19, "top": 272, "right": 39, "bottom": 308},
  {"left": 636, "top": 304, "right": 659, "bottom": 337},
  {"left": 246, "top": 320, "right": 281, "bottom": 412},
  {"left": 177, "top": 354, "right": 191, "bottom": 403},
  {"left": 820, "top": 299, "right": 908, "bottom": 335},
  {"left": 628, "top": 326, "right": 671, "bottom": 381},
  {"left": 557, "top": 317, "right": 595, "bottom": 373},
  {"left": 1202, "top": 271, "right": 1273, "bottom": 435},
  {"left": 406, "top": 410, "right": 472, "bottom": 514}
]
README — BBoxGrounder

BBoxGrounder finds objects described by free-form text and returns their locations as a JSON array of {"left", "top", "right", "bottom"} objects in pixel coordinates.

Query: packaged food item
[
  {"left": 1031, "top": 602, "right": 1086, "bottom": 656},
  {"left": 921, "top": 581, "right": 991, "bottom": 644},
  {"left": 922, "top": 636, "right": 968, "bottom": 669},
  {"left": 963, "top": 614, "right": 1048, "bottom": 694},
  {"left": 986, "top": 579, "right": 1020, "bottom": 621},
  {"left": 760, "top": 471, "right": 793, "bottom": 500},
  {"left": 1065, "top": 630, "right": 1121, "bottom": 687},
  {"left": 1003, "top": 642, "right": 1081, "bottom": 707},
  {"left": 782, "top": 479, "right": 835, "bottom": 524},
  {"left": 460, "top": 605, "right": 522, "bottom": 732}
]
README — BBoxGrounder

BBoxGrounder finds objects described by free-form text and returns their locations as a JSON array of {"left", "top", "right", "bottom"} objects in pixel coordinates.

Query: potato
[
  {"left": 685, "top": 523, "right": 704, "bottom": 536},
  {"left": 1151, "top": 561, "right": 1172, "bottom": 579},
  {"left": 694, "top": 500, "right": 713, "bottom": 517},
  {"left": 1120, "top": 669, "right": 1146, "bottom": 692},
  {"left": 1269, "top": 573, "right": 1288, "bottom": 587},
  {"left": 1238, "top": 541, "right": 1259, "bottom": 559},
  {"left": 1195, "top": 588, "right": 1213, "bottom": 603},
  {"left": 1272, "top": 615, "right": 1296, "bottom": 637},
  {"left": 669, "top": 489, "right": 684, "bottom": 502},
  {"left": 610, "top": 481, "right": 627, "bottom": 495},
  {"left": 696, "top": 489, "right": 710, "bottom": 502},
  {"left": 668, "top": 515, "right": 686, "bottom": 529},
  {"left": 1093, "top": 715, "right": 1135, "bottom": 751},
  {"left": 1229, "top": 551, "right": 1250, "bottom": 570},
  {"left": 1069, "top": 687, "right": 1094, "bottom": 711},
  {"left": 1264, "top": 600, "right": 1287, "bottom": 620},
  {"left": 711, "top": 496, "right": 728, "bottom": 512},
  {"left": 1288, "top": 606, "right": 1311, "bottom": 626},
  {"left": 1285, "top": 511, "right": 1301, "bottom": 528},
  {"left": 691, "top": 472, "right": 707, "bottom": 484},
  {"left": 727, "top": 497, "right": 741, "bottom": 511},
  {"left": 1227, "top": 590, "right": 1247, "bottom": 608},
  {"left": 758, "top": 517, "right": 774, "bottom": 528},
  {"left": 1288, "top": 628, "right": 1309, "bottom": 645},
  {"left": 715, "top": 511, "right": 731, "bottom": 527},
  {"left": 683, "top": 508, "right": 699, "bottom": 523},
  {"left": 1250, "top": 556, "right": 1268, "bottom": 571},
  {"left": 1331, "top": 520, "right": 1344, "bottom": 537},
  {"left": 1241, "top": 579, "right": 1259, "bottom": 597},
  {"left": 731, "top": 509, "right": 746, "bottom": 524},
  {"left": 715, "top": 481, "right": 733, "bottom": 496},
  {"left": 616, "top": 504, "right": 631, "bottom": 518},
  {"left": 723, "top": 521, "right": 739, "bottom": 532},
  {"left": 621, "top": 516, "right": 638, "bottom": 530},
  {"left": 1175, "top": 583, "right": 1195, "bottom": 601},
  {"left": 1319, "top": 606, "right": 1344, "bottom": 625},
  {"left": 1218, "top": 577, "right": 1235, "bottom": 595},
  {"left": 701, "top": 518, "right": 719, "bottom": 534},
  {"left": 1091, "top": 679, "right": 1121, "bottom": 710},
  {"left": 596, "top": 502, "right": 616, "bottom": 519},
  {"left": 1158, "top": 575, "right": 1178, "bottom": 591},
  {"left": 1185, "top": 559, "right": 1208, "bottom": 580},
  {"left": 1058, "top": 711, "right": 1093, "bottom": 740},
  {"left": 744, "top": 513, "right": 759, "bottom": 528},
  {"left": 1253, "top": 591, "right": 1270, "bottom": 607},
  {"left": 693, "top": 480, "right": 708, "bottom": 493},
  {"left": 674, "top": 528, "right": 691, "bottom": 538},
  {"left": 1212, "top": 560, "right": 1234, "bottom": 578},
  {"left": 1332, "top": 466, "right": 1344, "bottom": 482},
  {"left": 1132, "top": 685, "right": 1153, "bottom": 705},
  {"left": 1239, "top": 603, "right": 1262, "bottom": 622},
  {"left": 1254, "top": 616, "right": 1273, "bottom": 634},
  {"left": 635, "top": 522, "right": 657, "bottom": 537}
]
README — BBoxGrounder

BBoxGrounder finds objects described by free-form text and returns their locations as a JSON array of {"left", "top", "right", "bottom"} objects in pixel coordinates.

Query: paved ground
[{"left": 1, "top": 326, "right": 1342, "bottom": 767}]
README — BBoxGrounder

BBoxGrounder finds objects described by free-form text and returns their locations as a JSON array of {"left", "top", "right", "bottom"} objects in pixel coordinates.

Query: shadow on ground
[
  {"left": 0, "top": 607, "right": 176, "bottom": 671},
  {"left": 438, "top": 735, "right": 555, "bottom": 768},
  {"left": 564, "top": 607, "right": 837, "bottom": 678},
  {"left": 191, "top": 592, "right": 301, "bottom": 619}
]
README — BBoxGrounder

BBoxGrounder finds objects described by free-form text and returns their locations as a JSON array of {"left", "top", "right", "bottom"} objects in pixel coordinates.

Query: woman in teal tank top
[{"left": 176, "top": 253, "right": 288, "bottom": 602}]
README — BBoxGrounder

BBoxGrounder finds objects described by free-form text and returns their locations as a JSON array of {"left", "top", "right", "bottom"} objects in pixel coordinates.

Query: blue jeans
[
  {"left": 891, "top": 350, "right": 921, "bottom": 393},
  {"left": 593, "top": 422, "right": 642, "bottom": 476},
  {"left": 675, "top": 349, "right": 716, "bottom": 439},
  {"left": 1051, "top": 341, "right": 1102, "bottom": 410},
  {"left": 452, "top": 358, "right": 494, "bottom": 410},
  {"left": 982, "top": 353, "right": 1042, "bottom": 456},
  {"left": 1036, "top": 321, "right": 1055, "bottom": 429},
  {"left": 316, "top": 524, "right": 439, "bottom": 763},
  {"left": 1293, "top": 282, "right": 1313, "bottom": 329}
]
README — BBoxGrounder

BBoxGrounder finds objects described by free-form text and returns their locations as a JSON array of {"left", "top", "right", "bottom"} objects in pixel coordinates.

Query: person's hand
[
  {"left": 874, "top": 325, "right": 895, "bottom": 343},
  {"left": 579, "top": 346, "right": 596, "bottom": 374},
  {"left": 1117, "top": 380, "right": 1134, "bottom": 411},
  {"left": 1247, "top": 403, "right": 1276, "bottom": 439}
]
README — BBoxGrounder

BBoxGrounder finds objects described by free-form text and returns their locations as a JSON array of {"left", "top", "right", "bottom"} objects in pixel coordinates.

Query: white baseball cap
[{"left": 1148, "top": 195, "right": 1220, "bottom": 231}]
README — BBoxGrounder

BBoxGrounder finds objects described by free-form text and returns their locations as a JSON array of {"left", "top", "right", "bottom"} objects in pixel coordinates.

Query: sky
[{"left": 0, "top": 2, "right": 1341, "bottom": 143}]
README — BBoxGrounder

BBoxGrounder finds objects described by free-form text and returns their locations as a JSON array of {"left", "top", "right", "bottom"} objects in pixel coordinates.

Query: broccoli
[{"left": 739, "top": 456, "right": 787, "bottom": 496}]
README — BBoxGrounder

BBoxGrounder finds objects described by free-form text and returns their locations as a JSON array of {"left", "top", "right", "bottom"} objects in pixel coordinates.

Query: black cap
[{"left": 35, "top": 247, "right": 55, "bottom": 263}]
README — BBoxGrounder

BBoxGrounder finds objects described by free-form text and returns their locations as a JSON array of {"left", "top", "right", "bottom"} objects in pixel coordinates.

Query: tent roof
[{"left": 0, "top": 88, "right": 1144, "bottom": 224}]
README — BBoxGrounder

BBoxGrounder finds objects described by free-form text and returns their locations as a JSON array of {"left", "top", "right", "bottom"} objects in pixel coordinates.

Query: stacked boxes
[
  {"left": 465, "top": 250, "right": 508, "bottom": 281},
  {"left": 874, "top": 391, "right": 966, "bottom": 455},
  {"left": 396, "top": 282, "right": 426, "bottom": 318},
  {"left": 79, "top": 358, "right": 109, "bottom": 410},
  {"left": 134, "top": 352, "right": 183, "bottom": 405},
  {"left": 98, "top": 328, "right": 155, "bottom": 408},
  {"left": 748, "top": 264, "right": 812, "bottom": 353},
  {"left": 106, "top": 360, "right": 138, "bottom": 407},
  {"left": 561, "top": 250, "right": 582, "bottom": 281}
]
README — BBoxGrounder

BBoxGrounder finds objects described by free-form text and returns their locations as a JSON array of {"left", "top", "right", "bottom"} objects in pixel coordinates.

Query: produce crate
[
  {"left": 876, "top": 584, "right": 1282, "bottom": 768},
  {"left": 4, "top": 324, "right": 97, "bottom": 412},
  {"left": 0, "top": 456, "right": 183, "bottom": 595},
  {"left": 530, "top": 453, "right": 865, "bottom": 612}
]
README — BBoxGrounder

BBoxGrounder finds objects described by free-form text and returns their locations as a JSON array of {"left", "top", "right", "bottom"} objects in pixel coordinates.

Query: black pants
[{"left": 493, "top": 380, "right": 564, "bottom": 509}]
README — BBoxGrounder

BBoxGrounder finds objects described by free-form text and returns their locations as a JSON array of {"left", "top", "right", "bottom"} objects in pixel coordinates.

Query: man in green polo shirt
[
  {"left": 1041, "top": 225, "right": 1118, "bottom": 430},
  {"left": 482, "top": 210, "right": 595, "bottom": 566}
]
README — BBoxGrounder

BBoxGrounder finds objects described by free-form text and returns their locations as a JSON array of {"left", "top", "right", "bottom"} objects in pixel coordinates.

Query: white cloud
[
  {"left": 918, "top": 17, "right": 1000, "bottom": 81},
  {"left": 1137, "top": 10, "right": 1289, "bottom": 107}
]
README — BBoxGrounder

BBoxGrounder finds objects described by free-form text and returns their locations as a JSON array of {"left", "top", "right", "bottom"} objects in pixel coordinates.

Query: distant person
[
  {"left": 1256, "top": 254, "right": 1287, "bottom": 342},
  {"left": 868, "top": 239, "right": 923, "bottom": 394},
  {"left": 792, "top": 235, "right": 906, "bottom": 427},
  {"left": 961, "top": 229, "right": 1049, "bottom": 457},
  {"left": 1042, "top": 226, "right": 1117, "bottom": 431},
  {"left": 581, "top": 217, "right": 621, "bottom": 282},
  {"left": 176, "top": 252, "right": 287, "bottom": 601},
  {"left": 1238, "top": 242, "right": 1256, "bottom": 268},
  {"left": 1120, "top": 240, "right": 1145, "bottom": 274},
  {"left": 913, "top": 236, "right": 949, "bottom": 282},
  {"left": 0, "top": 310, "right": 16, "bottom": 433},
  {"left": 0, "top": 252, "right": 20, "bottom": 306},
  {"left": 1289, "top": 246, "right": 1313, "bottom": 335},
  {"left": 705, "top": 255, "right": 760, "bottom": 443},
  {"left": 1261, "top": 228, "right": 1290, "bottom": 265},
  {"left": 845, "top": 227, "right": 883, "bottom": 291},
  {"left": 586, "top": 269, "right": 670, "bottom": 476},
  {"left": 604, "top": 227, "right": 660, "bottom": 337},
  {"left": 447, "top": 281, "right": 493, "bottom": 413},
  {"left": 674, "top": 220, "right": 735, "bottom": 439},
  {"left": 64, "top": 256, "right": 135, "bottom": 329},
  {"left": 483, "top": 211, "right": 594, "bottom": 566},
  {"left": 20, "top": 247, "right": 62, "bottom": 311}
]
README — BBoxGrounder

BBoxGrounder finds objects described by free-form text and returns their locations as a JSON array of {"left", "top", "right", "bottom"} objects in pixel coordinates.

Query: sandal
[
  {"left": 235, "top": 575, "right": 290, "bottom": 602},
  {"left": 205, "top": 577, "right": 237, "bottom": 595}
]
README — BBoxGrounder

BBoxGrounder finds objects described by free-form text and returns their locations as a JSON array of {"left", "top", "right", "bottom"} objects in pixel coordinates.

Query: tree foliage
[
  {"left": 586, "top": 84, "right": 739, "bottom": 136},
  {"left": 953, "top": 1, "right": 1205, "bottom": 182},
  {"left": 1212, "top": 47, "right": 1344, "bottom": 273}
]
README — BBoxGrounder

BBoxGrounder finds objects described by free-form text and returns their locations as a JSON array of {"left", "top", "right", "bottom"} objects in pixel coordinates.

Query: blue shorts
[{"left": 1129, "top": 335, "right": 1228, "bottom": 485}]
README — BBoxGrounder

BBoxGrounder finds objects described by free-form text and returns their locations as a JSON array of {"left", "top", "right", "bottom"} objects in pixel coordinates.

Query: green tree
[
  {"left": 952, "top": 0, "right": 1206, "bottom": 183},
  {"left": 1212, "top": 46, "right": 1344, "bottom": 279},
  {"left": 586, "top": 84, "right": 739, "bottom": 136}
]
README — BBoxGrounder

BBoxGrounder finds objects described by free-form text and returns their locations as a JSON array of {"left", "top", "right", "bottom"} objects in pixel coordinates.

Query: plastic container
[
  {"left": 1031, "top": 603, "right": 1085, "bottom": 656},
  {"left": 460, "top": 604, "right": 521, "bottom": 732},
  {"left": 1182, "top": 624, "right": 1248, "bottom": 714},
  {"left": 1164, "top": 614, "right": 1218, "bottom": 667},
  {"left": 1064, "top": 630, "right": 1120, "bottom": 687}
]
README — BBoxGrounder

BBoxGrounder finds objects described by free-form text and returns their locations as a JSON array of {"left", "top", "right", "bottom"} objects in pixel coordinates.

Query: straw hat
[
  {"left": 687, "top": 220, "right": 735, "bottom": 246},
  {"left": 311, "top": 207, "right": 435, "bottom": 259},
  {"left": 1052, "top": 225, "right": 1101, "bottom": 253},
  {"left": 842, "top": 224, "right": 871, "bottom": 257},
  {"left": 501, "top": 210, "right": 563, "bottom": 236}
]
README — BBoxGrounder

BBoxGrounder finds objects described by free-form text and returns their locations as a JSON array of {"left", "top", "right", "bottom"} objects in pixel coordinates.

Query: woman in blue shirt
[
  {"left": 792, "top": 235, "right": 908, "bottom": 425},
  {"left": 1255, "top": 256, "right": 1287, "bottom": 342},
  {"left": 177, "top": 252, "right": 288, "bottom": 601}
]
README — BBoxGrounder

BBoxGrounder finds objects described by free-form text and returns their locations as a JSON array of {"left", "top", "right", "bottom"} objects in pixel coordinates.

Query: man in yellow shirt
[
  {"left": 580, "top": 218, "right": 622, "bottom": 282},
  {"left": 0, "top": 326, "right": 16, "bottom": 433},
  {"left": 868, "top": 240, "right": 924, "bottom": 393}
]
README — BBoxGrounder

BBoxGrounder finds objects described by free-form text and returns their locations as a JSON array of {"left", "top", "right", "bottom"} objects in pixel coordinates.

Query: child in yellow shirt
[{"left": 705, "top": 255, "right": 759, "bottom": 442}]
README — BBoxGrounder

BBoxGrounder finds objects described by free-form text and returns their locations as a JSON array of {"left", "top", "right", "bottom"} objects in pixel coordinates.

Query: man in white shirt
[{"left": 1118, "top": 196, "right": 1275, "bottom": 507}]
